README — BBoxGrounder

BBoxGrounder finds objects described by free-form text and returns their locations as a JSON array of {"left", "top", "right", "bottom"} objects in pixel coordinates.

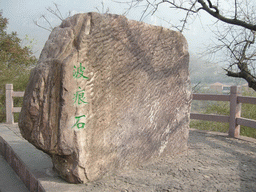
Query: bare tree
[
  {"left": 34, "top": 3, "right": 71, "bottom": 32},
  {"left": 204, "top": 23, "right": 256, "bottom": 90},
  {"left": 118, "top": 0, "right": 256, "bottom": 31},
  {"left": 116, "top": 0, "right": 256, "bottom": 90},
  {"left": 34, "top": 1, "right": 110, "bottom": 32}
]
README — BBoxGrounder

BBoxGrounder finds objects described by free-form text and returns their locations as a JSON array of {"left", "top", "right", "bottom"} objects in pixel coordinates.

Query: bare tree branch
[
  {"left": 34, "top": 3, "right": 67, "bottom": 32},
  {"left": 163, "top": 0, "right": 198, "bottom": 13},
  {"left": 54, "top": 3, "right": 63, "bottom": 20},
  {"left": 46, "top": 3, "right": 64, "bottom": 21},
  {"left": 180, "top": 1, "right": 198, "bottom": 32},
  {"left": 234, "top": 0, "right": 238, "bottom": 19},
  {"left": 197, "top": 0, "right": 256, "bottom": 31},
  {"left": 33, "top": 19, "right": 52, "bottom": 32},
  {"left": 225, "top": 68, "right": 256, "bottom": 90},
  {"left": 139, "top": 1, "right": 151, "bottom": 21}
]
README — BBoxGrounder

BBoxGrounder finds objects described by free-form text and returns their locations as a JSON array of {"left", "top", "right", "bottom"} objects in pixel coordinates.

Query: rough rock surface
[{"left": 18, "top": 12, "right": 191, "bottom": 183}]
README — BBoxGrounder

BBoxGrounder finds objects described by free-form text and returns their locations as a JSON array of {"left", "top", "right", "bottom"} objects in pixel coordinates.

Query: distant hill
[{"left": 189, "top": 54, "right": 246, "bottom": 85}]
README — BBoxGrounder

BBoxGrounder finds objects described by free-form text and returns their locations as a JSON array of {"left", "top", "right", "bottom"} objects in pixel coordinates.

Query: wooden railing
[
  {"left": 191, "top": 86, "right": 256, "bottom": 138},
  {"left": 5, "top": 84, "right": 256, "bottom": 138},
  {"left": 5, "top": 84, "right": 24, "bottom": 124}
]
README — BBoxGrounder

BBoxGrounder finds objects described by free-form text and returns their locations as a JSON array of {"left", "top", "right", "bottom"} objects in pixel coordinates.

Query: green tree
[{"left": 0, "top": 11, "right": 37, "bottom": 122}]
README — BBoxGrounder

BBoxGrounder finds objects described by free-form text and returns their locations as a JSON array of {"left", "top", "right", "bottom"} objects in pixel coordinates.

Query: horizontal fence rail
[
  {"left": 237, "top": 117, "right": 256, "bottom": 128},
  {"left": 237, "top": 96, "right": 256, "bottom": 104},
  {"left": 190, "top": 113, "right": 229, "bottom": 123},
  {"left": 191, "top": 86, "right": 256, "bottom": 137},
  {"left": 5, "top": 84, "right": 256, "bottom": 138},
  {"left": 192, "top": 94, "right": 230, "bottom": 101}
]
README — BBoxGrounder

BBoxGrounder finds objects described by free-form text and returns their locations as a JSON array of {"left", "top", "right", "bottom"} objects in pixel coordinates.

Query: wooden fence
[
  {"left": 5, "top": 84, "right": 256, "bottom": 138},
  {"left": 191, "top": 86, "right": 256, "bottom": 137}
]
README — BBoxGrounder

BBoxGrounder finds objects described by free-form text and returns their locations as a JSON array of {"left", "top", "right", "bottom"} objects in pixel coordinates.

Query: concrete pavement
[{"left": 0, "top": 153, "right": 29, "bottom": 192}]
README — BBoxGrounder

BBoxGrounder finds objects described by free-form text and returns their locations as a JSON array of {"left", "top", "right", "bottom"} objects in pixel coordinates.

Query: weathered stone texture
[{"left": 19, "top": 12, "right": 191, "bottom": 183}]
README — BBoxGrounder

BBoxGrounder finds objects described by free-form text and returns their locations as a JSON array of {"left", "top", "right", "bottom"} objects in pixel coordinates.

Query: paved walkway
[
  {"left": 0, "top": 123, "right": 256, "bottom": 192},
  {"left": 0, "top": 154, "right": 29, "bottom": 192},
  {"left": 0, "top": 123, "right": 29, "bottom": 192}
]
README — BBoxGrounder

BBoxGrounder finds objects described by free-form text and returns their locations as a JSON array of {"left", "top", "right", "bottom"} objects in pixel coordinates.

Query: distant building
[
  {"left": 209, "top": 82, "right": 253, "bottom": 94},
  {"left": 210, "top": 82, "right": 230, "bottom": 93}
]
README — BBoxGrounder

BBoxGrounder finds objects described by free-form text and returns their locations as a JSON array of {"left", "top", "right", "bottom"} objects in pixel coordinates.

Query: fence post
[
  {"left": 6, "top": 84, "right": 14, "bottom": 124},
  {"left": 229, "top": 86, "right": 241, "bottom": 137}
]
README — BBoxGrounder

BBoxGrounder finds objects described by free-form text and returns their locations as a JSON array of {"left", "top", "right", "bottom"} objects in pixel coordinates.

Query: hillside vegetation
[
  {"left": 0, "top": 12, "right": 37, "bottom": 122},
  {"left": 189, "top": 54, "right": 247, "bottom": 85}
]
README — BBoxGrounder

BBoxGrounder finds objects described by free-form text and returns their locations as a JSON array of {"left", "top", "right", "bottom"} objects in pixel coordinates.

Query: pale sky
[{"left": 1, "top": 0, "right": 215, "bottom": 58}]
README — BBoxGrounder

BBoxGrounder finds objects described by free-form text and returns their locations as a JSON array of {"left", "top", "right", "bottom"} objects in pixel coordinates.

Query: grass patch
[{"left": 190, "top": 120, "right": 229, "bottom": 133}]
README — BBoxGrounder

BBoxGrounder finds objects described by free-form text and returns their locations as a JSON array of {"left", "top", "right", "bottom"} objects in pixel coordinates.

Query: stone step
[
  {"left": 0, "top": 154, "right": 29, "bottom": 192},
  {"left": 0, "top": 124, "right": 88, "bottom": 192}
]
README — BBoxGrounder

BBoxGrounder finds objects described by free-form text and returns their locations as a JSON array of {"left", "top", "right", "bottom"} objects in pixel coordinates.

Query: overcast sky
[{"left": 1, "top": 0, "right": 215, "bottom": 58}]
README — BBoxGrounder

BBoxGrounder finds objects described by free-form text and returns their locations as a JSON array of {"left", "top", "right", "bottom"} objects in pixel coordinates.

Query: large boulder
[{"left": 19, "top": 12, "right": 191, "bottom": 183}]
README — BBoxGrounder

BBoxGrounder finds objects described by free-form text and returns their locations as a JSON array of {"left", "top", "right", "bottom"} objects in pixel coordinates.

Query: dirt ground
[{"left": 81, "top": 129, "right": 256, "bottom": 192}]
